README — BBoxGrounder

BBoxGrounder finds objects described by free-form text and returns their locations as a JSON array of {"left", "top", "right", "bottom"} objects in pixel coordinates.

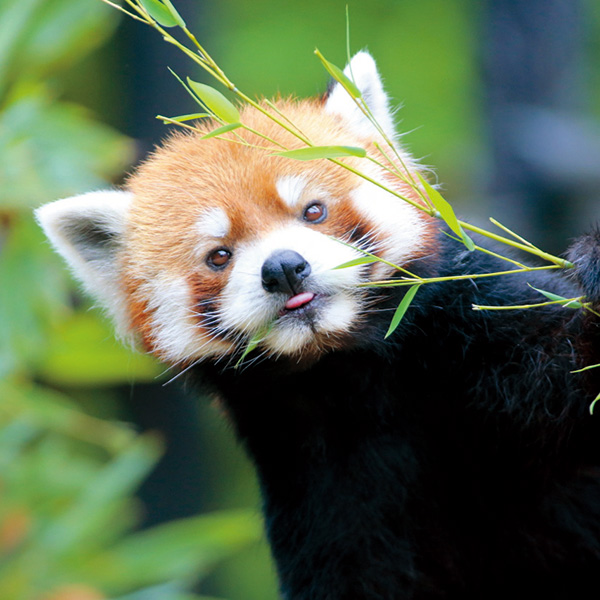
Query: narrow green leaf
[
  {"left": 201, "top": 122, "right": 242, "bottom": 139},
  {"left": 274, "top": 145, "right": 366, "bottom": 161},
  {"left": 166, "top": 113, "right": 210, "bottom": 122},
  {"left": 590, "top": 391, "right": 600, "bottom": 415},
  {"left": 235, "top": 323, "right": 274, "bottom": 368},
  {"left": 417, "top": 173, "right": 474, "bottom": 250},
  {"left": 333, "top": 256, "right": 378, "bottom": 270},
  {"left": 236, "top": 338, "right": 260, "bottom": 367},
  {"left": 561, "top": 299, "right": 583, "bottom": 309},
  {"left": 186, "top": 79, "right": 240, "bottom": 123},
  {"left": 528, "top": 285, "right": 583, "bottom": 308},
  {"left": 385, "top": 284, "right": 421, "bottom": 339},
  {"left": 417, "top": 173, "right": 459, "bottom": 232},
  {"left": 314, "top": 49, "right": 361, "bottom": 98},
  {"left": 161, "top": 0, "right": 186, "bottom": 27},
  {"left": 459, "top": 226, "right": 476, "bottom": 251},
  {"left": 138, "top": 0, "right": 178, "bottom": 27},
  {"left": 572, "top": 363, "right": 600, "bottom": 374}
]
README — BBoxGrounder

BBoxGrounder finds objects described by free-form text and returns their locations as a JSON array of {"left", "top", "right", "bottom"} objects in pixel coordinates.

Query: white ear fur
[
  {"left": 35, "top": 190, "right": 133, "bottom": 335},
  {"left": 324, "top": 51, "right": 396, "bottom": 141}
]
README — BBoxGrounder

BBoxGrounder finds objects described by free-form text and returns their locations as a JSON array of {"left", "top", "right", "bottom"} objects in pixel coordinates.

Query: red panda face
[{"left": 36, "top": 52, "right": 436, "bottom": 368}]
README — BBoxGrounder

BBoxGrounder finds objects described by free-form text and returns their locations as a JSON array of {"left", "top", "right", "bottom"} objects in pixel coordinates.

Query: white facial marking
[
  {"left": 315, "top": 294, "right": 356, "bottom": 334},
  {"left": 143, "top": 275, "right": 230, "bottom": 363},
  {"left": 196, "top": 207, "right": 231, "bottom": 239},
  {"left": 276, "top": 175, "right": 307, "bottom": 209},
  {"left": 351, "top": 168, "right": 425, "bottom": 276},
  {"left": 266, "top": 321, "right": 313, "bottom": 356},
  {"left": 218, "top": 224, "right": 366, "bottom": 356}
]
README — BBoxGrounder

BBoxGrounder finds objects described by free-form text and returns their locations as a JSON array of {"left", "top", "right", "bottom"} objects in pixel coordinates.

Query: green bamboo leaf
[
  {"left": 165, "top": 113, "right": 210, "bottom": 122},
  {"left": 417, "top": 173, "right": 474, "bottom": 251},
  {"left": 590, "top": 391, "right": 600, "bottom": 415},
  {"left": 235, "top": 323, "right": 273, "bottom": 368},
  {"left": 274, "top": 145, "right": 366, "bottom": 161},
  {"left": 528, "top": 285, "right": 583, "bottom": 308},
  {"left": 417, "top": 173, "right": 459, "bottom": 233},
  {"left": 314, "top": 49, "right": 361, "bottom": 98},
  {"left": 459, "top": 227, "right": 475, "bottom": 251},
  {"left": 333, "top": 256, "right": 377, "bottom": 270},
  {"left": 385, "top": 284, "right": 421, "bottom": 339},
  {"left": 444, "top": 225, "right": 475, "bottom": 251},
  {"left": 138, "top": 0, "right": 178, "bottom": 27},
  {"left": 237, "top": 337, "right": 260, "bottom": 366},
  {"left": 186, "top": 79, "right": 240, "bottom": 123},
  {"left": 572, "top": 363, "right": 600, "bottom": 374},
  {"left": 201, "top": 122, "right": 242, "bottom": 139},
  {"left": 161, "top": 0, "right": 186, "bottom": 27}
]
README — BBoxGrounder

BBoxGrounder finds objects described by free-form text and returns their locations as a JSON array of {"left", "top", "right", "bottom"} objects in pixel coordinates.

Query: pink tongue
[{"left": 285, "top": 292, "right": 315, "bottom": 310}]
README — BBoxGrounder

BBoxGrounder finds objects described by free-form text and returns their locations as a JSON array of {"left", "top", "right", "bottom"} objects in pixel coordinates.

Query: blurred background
[{"left": 1, "top": 0, "right": 599, "bottom": 598}]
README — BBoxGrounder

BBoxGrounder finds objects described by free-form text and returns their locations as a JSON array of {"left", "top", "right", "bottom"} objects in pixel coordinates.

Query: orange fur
[{"left": 126, "top": 101, "right": 433, "bottom": 255}]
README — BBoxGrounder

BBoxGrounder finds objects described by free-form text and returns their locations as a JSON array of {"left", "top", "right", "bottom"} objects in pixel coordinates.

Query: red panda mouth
[
  {"left": 284, "top": 292, "right": 316, "bottom": 310},
  {"left": 278, "top": 292, "right": 319, "bottom": 324},
  {"left": 279, "top": 292, "right": 318, "bottom": 318}
]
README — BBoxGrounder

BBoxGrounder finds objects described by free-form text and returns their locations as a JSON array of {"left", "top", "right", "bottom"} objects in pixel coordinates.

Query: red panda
[{"left": 36, "top": 52, "right": 600, "bottom": 599}]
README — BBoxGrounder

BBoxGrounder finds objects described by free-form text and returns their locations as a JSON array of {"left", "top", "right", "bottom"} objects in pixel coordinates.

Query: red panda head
[{"left": 36, "top": 52, "right": 436, "bottom": 367}]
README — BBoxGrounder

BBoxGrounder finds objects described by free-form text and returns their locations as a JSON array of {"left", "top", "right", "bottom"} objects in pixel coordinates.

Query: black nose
[{"left": 261, "top": 250, "right": 311, "bottom": 294}]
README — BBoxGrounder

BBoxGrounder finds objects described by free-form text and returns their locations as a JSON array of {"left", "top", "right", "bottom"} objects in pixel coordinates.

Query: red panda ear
[
  {"left": 324, "top": 51, "right": 396, "bottom": 141},
  {"left": 35, "top": 190, "right": 133, "bottom": 335}
]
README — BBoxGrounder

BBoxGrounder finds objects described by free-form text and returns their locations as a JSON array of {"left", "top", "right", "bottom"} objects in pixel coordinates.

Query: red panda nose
[{"left": 261, "top": 250, "right": 311, "bottom": 295}]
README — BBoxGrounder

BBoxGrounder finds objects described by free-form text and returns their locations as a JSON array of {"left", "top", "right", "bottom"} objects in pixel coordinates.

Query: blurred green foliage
[
  {"left": 0, "top": 1, "right": 263, "bottom": 598},
  {"left": 0, "top": 0, "right": 140, "bottom": 379},
  {"left": 0, "top": 379, "right": 261, "bottom": 599}
]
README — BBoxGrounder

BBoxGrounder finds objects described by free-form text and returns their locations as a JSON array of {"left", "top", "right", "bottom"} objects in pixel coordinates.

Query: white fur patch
[
  {"left": 219, "top": 224, "right": 365, "bottom": 355},
  {"left": 316, "top": 293, "right": 356, "bottom": 333},
  {"left": 142, "top": 274, "right": 233, "bottom": 363},
  {"left": 266, "top": 320, "right": 313, "bottom": 356},
  {"left": 196, "top": 207, "right": 231, "bottom": 239},
  {"left": 351, "top": 169, "right": 425, "bottom": 275},
  {"left": 276, "top": 175, "right": 307, "bottom": 209}
]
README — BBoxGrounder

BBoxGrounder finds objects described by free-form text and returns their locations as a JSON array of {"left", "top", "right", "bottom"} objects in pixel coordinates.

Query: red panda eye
[
  {"left": 207, "top": 248, "right": 232, "bottom": 269},
  {"left": 303, "top": 202, "right": 327, "bottom": 223}
]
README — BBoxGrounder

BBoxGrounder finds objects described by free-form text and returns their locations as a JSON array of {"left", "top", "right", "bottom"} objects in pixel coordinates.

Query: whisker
[{"left": 162, "top": 356, "right": 204, "bottom": 385}]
